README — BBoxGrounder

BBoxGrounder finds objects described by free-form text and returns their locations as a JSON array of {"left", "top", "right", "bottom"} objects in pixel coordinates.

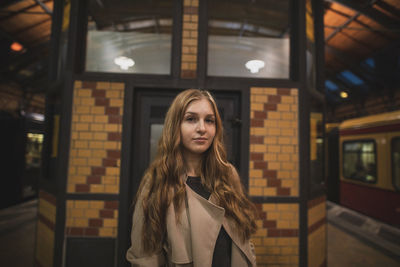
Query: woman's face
[{"left": 180, "top": 98, "right": 216, "bottom": 157}]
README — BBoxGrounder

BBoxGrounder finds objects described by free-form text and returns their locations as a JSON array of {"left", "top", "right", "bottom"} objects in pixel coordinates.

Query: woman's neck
[{"left": 183, "top": 151, "right": 202, "bottom": 176}]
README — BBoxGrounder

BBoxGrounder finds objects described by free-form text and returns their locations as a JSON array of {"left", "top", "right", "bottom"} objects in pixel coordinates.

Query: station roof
[{"left": 0, "top": 0, "right": 399, "bottom": 111}]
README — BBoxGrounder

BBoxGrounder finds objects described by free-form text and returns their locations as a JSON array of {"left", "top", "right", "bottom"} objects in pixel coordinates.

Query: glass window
[
  {"left": 26, "top": 133, "right": 44, "bottom": 169},
  {"left": 306, "top": 0, "right": 316, "bottom": 91},
  {"left": 150, "top": 124, "right": 163, "bottom": 163},
  {"left": 391, "top": 137, "right": 400, "bottom": 191},
  {"left": 85, "top": 0, "right": 174, "bottom": 74},
  {"left": 207, "top": 0, "right": 290, "bottom": 78},
  {"left": 310, "top": 98, "right": 324, "bottom": 191},
  {"left": 343, "top": 140, "right": 377, "bottom": 183}
]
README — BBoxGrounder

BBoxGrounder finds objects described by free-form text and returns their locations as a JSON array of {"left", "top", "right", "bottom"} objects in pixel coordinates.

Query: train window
[
  {"left": 85, "top": 0, "right": 174, "bottom": 74},
  {"left": 343, "top": 140, "right": 377, "bottom": 183},
  {"left": 391, "top": 137, "right": 400, "bottom": 191},
  {"left": 26, "top": 133, "right": 44, "bottom": 168}
]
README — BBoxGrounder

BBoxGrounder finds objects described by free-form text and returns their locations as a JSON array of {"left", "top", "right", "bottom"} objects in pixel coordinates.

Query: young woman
[{"left": 126, "top": 89, "right": 258, "bottom": 266}]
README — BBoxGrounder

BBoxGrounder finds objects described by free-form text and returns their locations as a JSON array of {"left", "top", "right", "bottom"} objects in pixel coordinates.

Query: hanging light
[
  {"left": 114, "top": 56, "right": 135, "bottom": 70},
  {"left": 10, "top": 42, "right": 24, "bottom": 52},
  {"left": 340, "top": 91, "right": 348, "bottom": 98},
  {"left": 245, "top": 60, "right": 265, "bottom": 73}
]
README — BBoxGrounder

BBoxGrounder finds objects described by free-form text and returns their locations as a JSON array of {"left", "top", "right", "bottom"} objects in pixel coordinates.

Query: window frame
[
  {"left": 342, "top": 139, "right": 378, "bottom": 184},
  {"left": 76, "top": 0, "right": 182, "bottom": 78},
  {"left": 201, "top": 0, "right": 301, "bottom": 84},
  {"left": 391, "top": 137, "right": 400, "bottom": 191}
]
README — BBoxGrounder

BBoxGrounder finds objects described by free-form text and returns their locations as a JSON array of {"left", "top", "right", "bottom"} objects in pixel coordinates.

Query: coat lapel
[
  {"left": 185, "top": 184, "right": 225, "bottom": 267},
  {"left": 222, "top": 217, "right": 256, "bottom": 266}
]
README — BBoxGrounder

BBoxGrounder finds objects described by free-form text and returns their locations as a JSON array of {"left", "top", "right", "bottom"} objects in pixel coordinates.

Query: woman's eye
[
  {"left": 206, "top": 119, "right": 215, "bottom": 124},
  {"left": 185, "top": 117, "right": 195, "bottom": 122}
]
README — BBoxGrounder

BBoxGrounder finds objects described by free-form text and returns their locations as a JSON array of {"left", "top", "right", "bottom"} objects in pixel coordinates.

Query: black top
[{"left": 186, "top": 176, "right": 232, "bottom": 267}]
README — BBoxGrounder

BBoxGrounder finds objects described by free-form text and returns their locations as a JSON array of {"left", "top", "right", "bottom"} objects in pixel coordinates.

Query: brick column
[
  {"left": 249, "top": 87, "right": 300, "bottom": 266},
  {"left": 65, "top": 80, "right": 124, "bottom": 238},
  {"left": 181, "top": 0, "right": 199, "bottom": 79}
]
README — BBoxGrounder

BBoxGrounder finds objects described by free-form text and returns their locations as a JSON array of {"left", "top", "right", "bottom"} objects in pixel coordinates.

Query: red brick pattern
[
  {"left": 252, "top": 203, "right": 299, "bottom": 266},
  {"left": 68, "top": 81, "right": 124, "bottom": 194},
  {"left": 249, "top": 87, "right": 299, "bottom": 197},
  {"left": 66, "top": 200, "right": 119, "bottom": 237}
]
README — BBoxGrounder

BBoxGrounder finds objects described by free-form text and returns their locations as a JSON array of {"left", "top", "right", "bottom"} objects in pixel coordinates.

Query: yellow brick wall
[
  {"left": 66, "top": 200, "right": 119, "bottom": 237},
  {"left": 67, "top": 81, "right": 124, "bottom": 194},
  {"left": 181, "top": 0, "right": 198, "bottom": 79},
  {"left": 35, "top": 191, "right": 56, "bottom": 267},
  {"left": 308, "top": 196, "right": 326, "bottom": 267},
  {"left": 65, "top": 80, "right": 124, "bottom": 238},
  {"left": 253, "top": 203, "right": 299, "bottom": 266},
  {"left": 249, "top": 87, "right": 299, "bottom": 197}
]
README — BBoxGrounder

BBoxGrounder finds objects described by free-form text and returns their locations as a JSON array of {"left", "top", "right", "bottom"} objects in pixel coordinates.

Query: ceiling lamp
[
  {"left": 10, "top": 42, "right": 24, "bottom": 52},
  {"left": 245, "top": 60, "right": 265, "bottom": 73},
  {"left": 340, "top": 91, "right": 348, "bottom": 98},
  {"left": 114, "top": 56, "right": 135, "bottom": 70}
]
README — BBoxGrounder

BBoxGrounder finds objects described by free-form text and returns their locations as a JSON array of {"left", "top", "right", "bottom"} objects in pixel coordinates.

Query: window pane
[
  {"left": 150, "top": 124, "right": 163, "bottom": 163},
  {"left": 207, "top": 0, "right": 290, "bottom": 78},
  {"left": 26, "top": 133, "right": 44, "bottom": 168},
  {"left": 306, "top": 0, "right": 317, "bottom": 91},
  {"left": 310, "top": 97, "right": 324, "bottom": 191},
  {"left": 343, "top": 141, "right": 377, "bottom": 183},
  {"left": 85, "top": 0, "right": 173, "bottom": 74},
  {"left": 391, "top": 138, "right": 400, "bottom": 191}
]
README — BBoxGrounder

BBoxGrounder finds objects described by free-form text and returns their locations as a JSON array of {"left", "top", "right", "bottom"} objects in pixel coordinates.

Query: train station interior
[{"left": 0, "top": 0, "right": 399, "bottom": 266}]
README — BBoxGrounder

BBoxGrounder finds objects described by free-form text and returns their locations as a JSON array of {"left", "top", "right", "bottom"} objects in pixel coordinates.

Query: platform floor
[{"left": 0, "top": 199, "right": 399, "bottom": 267}]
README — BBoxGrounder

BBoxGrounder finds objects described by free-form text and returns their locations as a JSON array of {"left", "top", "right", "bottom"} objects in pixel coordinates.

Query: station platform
[{"left": 0, "top": 199, "right": 399, "bottom": 266}]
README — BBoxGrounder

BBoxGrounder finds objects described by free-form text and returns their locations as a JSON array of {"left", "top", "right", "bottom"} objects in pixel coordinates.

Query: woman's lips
[{"left": 193, "top": 138, "right": 207, "bottom": 142}]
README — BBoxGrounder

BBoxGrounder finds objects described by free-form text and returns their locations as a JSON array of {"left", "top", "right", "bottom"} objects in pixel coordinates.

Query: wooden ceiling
[{"left": 0, "top": 0, "right": 399, "bottom": 106}]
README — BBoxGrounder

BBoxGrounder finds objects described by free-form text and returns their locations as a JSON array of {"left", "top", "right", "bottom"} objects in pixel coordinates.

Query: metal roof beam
[
  {"left": 374, "top": 1, "right": 400, "bottom": 19},
  {"left": 33, "top": 0, "right": 52, "bottom": 16},
  {"left": 325, "top": 12, "right": 361, "bottom": 42},
  {"left": 330, "top": 0, "right": 400, "bottom": 30}
]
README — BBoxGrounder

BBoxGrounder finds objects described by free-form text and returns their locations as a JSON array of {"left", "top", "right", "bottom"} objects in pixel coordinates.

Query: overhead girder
[
  {"left": 374, "top": 1, "right": 400, "bottom": 19},
  {"left": 330, "top": 0, "right": 400, "bottom": 30},
  {"left": 325, "top": 6, "right": 396, "bottom": 42},
  {"left": 325, "top": 45, "right": 381, "bottom": 86}
]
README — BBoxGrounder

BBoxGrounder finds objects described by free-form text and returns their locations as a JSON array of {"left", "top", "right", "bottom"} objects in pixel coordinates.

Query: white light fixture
[
  {"left": 245, "top": 60, "right": 265, "bottom": 73},
  {"left": 340, "top": 91, "right": 348, "bottom": 98},
  {"left": 114, "top": 56, "right": 135, "bottom": 70}
]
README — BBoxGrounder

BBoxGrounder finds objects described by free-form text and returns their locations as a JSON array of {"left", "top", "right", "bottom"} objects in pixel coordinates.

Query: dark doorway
[
  {"left": 120, "top": 88, "right": 242, "bottom": 266},
  {"left": 130, "top": 89, "right": 242, "bottom": 197}
]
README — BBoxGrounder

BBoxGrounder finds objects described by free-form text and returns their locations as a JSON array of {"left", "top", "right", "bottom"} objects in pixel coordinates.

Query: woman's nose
[{"left": 197, "top": 120, "right": 206, "bottom": 132}]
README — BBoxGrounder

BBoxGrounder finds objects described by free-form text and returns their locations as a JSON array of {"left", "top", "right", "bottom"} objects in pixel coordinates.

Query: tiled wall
[
  {"left": 65, "top": 80, "right": 124, "bottom": 238},
  {"left": 249, "top": 87, "right": 299, "bottom": 197},
  {"left": 66, "top": 200, "right": 119, "bottom": 237},
  {"left": 308, "top": 196, "right": 327, "bottom": 267},
  {"left": 181, "top": 0, "right": 198, "bottom": 79},
  {"left": 35, "top": 191, "right": 56, "bottom": 267},
  {"left": 253, "top": 203, "right": 299, "bottom": 266},
  {"left": 67, "top": 81, "right": 124, "bottom": 194}
]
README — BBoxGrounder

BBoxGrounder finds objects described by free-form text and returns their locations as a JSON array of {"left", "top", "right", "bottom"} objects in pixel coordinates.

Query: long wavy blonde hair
[{"left": 136, "top": 89, "right": 257, "bottom": 254}]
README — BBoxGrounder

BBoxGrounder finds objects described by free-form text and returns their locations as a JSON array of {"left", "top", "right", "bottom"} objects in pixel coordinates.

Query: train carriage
[{"left": 337, "top": 110, "right": 400, "bottom": 227}]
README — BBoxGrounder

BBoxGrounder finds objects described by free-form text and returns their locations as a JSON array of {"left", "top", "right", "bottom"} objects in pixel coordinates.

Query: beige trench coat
[{"left": 126, "top": 177, "right": 256, "bottom": 267}]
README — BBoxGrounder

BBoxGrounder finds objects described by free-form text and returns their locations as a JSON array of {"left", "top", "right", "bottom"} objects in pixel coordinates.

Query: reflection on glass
[
  {"left": 207, "top": 0, "right": 290, "bottom": 78},
  {"left": 150, "top": 124, "right": 164, "bottom": 163},
  {"left": 85, "top": 0, "right": 173, "bottom": 74},
  {"left": 26, "top": 133, "right": 44, "bottom": 169},
  {"left": 391, "top": 138, "right": 400, "bottom": 191},
  {"left": 343, "top": 141, "right": 377, "bottom": 183},
  {"left": 306, "top": 0, "right": 317, "bottom": 91},
  {"left": 310, "top": 112, "right": 324, "bottom": 188}
]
